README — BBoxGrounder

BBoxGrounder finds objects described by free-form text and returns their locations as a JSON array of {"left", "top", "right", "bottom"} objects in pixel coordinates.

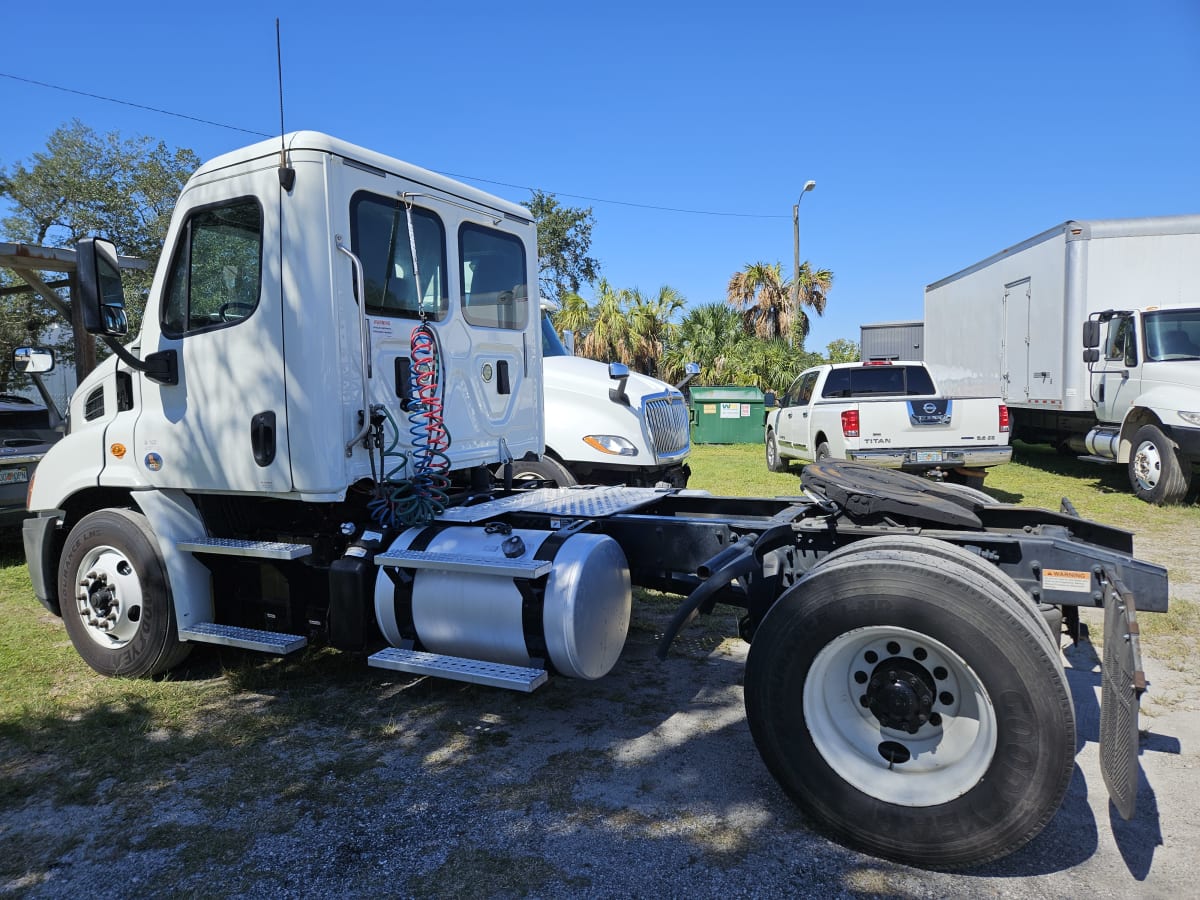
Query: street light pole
[{"left": 791, "top": 179, "right": 817, "bottom": 348}]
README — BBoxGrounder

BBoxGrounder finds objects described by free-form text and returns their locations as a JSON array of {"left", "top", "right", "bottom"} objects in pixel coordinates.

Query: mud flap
[{"left": 1099, "top": 567, "right": 1145, "bottom": 821}]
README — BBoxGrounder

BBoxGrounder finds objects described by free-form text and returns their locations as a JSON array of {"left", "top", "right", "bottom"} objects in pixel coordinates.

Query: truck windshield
[
  {"left": 541, "top": 316, "right": 571, "bottom": 357},
  {"left": 1144, "top": 309, "right": 1200, "bottom": 361}
]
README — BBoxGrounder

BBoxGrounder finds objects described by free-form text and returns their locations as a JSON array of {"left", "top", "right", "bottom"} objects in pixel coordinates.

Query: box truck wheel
[
  {"left": 1129, "top": 424, "right": 1192, "bottom": 505},
  {"left": 766, "top": 431, "right": 789, "bottom": 472},
  {"left": 58, "top": 509, "right": 192, "bottom": 677},
  {"left": 508, "top": 456, "right": 577, "bottom": 487},
  {"left": 744, "top": 546, "right": 1074, "bottom": 868}
]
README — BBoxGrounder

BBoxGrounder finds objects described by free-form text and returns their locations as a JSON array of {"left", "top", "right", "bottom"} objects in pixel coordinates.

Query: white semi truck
[
  {"left": 924, "top": 216, "right": 1200, "bottom": 504},
  {"left": 526, "top": 312, "right": 691, "bottom": 488},
  {"left": 22, "top": 132, "right": 1170, "bottom": 868}
]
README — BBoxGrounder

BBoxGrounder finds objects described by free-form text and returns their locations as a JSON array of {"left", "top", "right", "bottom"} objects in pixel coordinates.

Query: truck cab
[
  {"left": 1083, "top": 305, "right": 1200, "bottom": 503},
  {"left": 534, "top": 312, "right": 691, "bottom": 487}
]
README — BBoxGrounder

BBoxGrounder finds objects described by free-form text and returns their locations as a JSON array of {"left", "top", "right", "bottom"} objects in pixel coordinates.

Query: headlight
[
  {"left": 1179, "top": 411, "right": 1200, "bottom": 427},
  {"left": 582, "top": 435, "right": 638, "bottom": 457}
]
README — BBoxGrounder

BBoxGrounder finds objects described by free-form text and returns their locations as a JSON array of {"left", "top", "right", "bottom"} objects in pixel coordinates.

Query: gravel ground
[{"left": 3, "top": 520, "right": 1197, "bottom": 899}]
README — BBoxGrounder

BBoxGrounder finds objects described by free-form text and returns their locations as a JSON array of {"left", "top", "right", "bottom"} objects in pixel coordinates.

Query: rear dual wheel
[{"left": 744, "top": 545, "right": 1074, "bottom": 868}]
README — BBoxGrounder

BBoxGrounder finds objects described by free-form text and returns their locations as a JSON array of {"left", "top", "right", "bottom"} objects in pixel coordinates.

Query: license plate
[
  {"left": 913, "top": 450, "right": 943, "bottom": 463},
  {"left": 0, "top": 466, "right": 29, "bottom": 485}
]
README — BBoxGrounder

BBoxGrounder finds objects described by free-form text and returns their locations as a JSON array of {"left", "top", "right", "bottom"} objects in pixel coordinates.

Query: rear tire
[
  {"left": 58, "top": 509, "right": 192, "bottom": 678},
  {"left": 812, "top": 535, "right": 1058, "bottom": 650},
  {"left": 815, "top": 441, "right": 832, "bottom": 461},
  {"left": 744, "top": 547, "right": 1074, "bottom": 868},
  {"left": 1128, "top": 424, "right": 1191, "bottom": 505},
  {"left": 766, "top": 431, "right": 789, "bottom": 472}
]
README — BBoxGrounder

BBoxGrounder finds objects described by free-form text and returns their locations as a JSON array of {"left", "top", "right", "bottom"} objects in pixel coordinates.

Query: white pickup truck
[{"left": 764, "top": 361, "right": 1012, "bottom": 483}]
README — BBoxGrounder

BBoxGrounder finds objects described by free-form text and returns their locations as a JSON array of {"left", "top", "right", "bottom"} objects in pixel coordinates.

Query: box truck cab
[{"left": 1082, "top": 304, "right": 1200, "bottom": 503}]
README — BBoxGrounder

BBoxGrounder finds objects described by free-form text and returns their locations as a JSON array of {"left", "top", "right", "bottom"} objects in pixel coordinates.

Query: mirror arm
[{"left": 100, "top": 336, "right": 178, "bottom": 386}]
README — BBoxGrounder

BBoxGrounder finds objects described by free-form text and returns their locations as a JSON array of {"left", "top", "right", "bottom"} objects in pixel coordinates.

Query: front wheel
[
  {"left": 744, "top": 547, "right": 1074, "bottom": 868},
  {"left": 1128, "top": 424, "right": 1192, "bottom": 505},
  {"left": 58, "top": 509, "right": 192, "bottom": 677},
  {"left": 507, "top": 455, "right": 578, "bottom": 487},
  {"left": 766, "top": 431, "right": 789, "bottom": 472}
]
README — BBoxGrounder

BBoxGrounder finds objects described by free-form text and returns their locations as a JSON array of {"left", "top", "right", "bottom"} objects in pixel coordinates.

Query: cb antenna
[{"left": 276, "top": 18, "right": 296, "bottom": 191}]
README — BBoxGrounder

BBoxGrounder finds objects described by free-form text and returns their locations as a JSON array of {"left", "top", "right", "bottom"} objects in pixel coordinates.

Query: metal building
[{"left": 860, "top": 321, "right": 924, "bottom": 361}]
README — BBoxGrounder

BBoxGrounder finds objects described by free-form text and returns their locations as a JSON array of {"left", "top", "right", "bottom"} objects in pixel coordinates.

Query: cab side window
[
  {"left": 797, "top": 372, "right": 819, "bottom": 405},
  {"left": 350, "top": 193, "right": 447, "bottom": 320},
  {"left": 162, "top": 198, "right": 263, "bottom": 337},
  {"left": 460, "top": 224, "right": 529, "bottom": 330},
  {"left": 1105, "top": 317, "right": 1138, "bottom": 367}
]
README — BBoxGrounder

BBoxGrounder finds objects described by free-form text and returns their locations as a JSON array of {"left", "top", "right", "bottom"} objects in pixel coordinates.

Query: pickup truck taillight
[
  {"left": 841, "top": 409, "right": 860, "bottom": 438},
  {"left": 999, "top": 405, "right": 1010, "bottom": 433}
]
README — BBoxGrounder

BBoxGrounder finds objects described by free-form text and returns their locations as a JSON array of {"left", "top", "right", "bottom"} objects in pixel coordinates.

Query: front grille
[{"left": 645, "top": 395, "right": 690, "bottom": 458}]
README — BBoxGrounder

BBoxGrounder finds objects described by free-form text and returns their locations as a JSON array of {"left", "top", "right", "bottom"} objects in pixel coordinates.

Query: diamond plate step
[
  {"left": 180, "top": 622, "right": 307, "bottom": 654},
  {"left": 178, "top": 537, "right": 312, "bottom": 560},
  {"left": 368, "top": 647, "right": 548, "bottom": 692},
  {"left": 374, "top": 549, "right": 551, "bottom": 579}
]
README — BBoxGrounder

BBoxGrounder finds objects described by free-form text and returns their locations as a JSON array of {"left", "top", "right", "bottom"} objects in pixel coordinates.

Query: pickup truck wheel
[
  {"left": 1128, "top": 424, "right": 1192, "bottom": 505},
  {"left": 744, "top": 547, "right": 1074, "bottom": 868},
  {"left": 508, "top": 456, "right": 577, "bottom": 487},
  {"left": 766, "top": 431, "right": 789, "bottom": 472},
  {"left": 58, "top": 509, "right": 192, "bottom": 678},
  {"left": 815, "top": 441, "right": 832, "bottom": 461}
]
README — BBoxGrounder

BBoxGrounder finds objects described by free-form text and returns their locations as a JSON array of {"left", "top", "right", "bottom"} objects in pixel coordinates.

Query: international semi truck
[
  {"left": 21, "top": 132, "right": 1169, "bottom": 868},
  {"left": 924, "top": 215, "right": 1200, "bottom": 503}
]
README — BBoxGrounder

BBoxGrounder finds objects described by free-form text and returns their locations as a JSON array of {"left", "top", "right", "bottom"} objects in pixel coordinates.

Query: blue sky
[{"left": 3, "top": 1, "right": 1198, "bottom": 353}]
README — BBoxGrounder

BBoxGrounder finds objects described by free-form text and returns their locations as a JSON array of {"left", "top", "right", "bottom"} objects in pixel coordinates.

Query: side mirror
[
  {"left": 76, "top": 237, "right": 129, "bottom": 336},
  {"left": 764, "top": 391, "right": 777, "bottom": 408},
  {"left": 1082, "top": 319, "right": 1101, "bottom": 349},
  {"left": 607, "top": 362, "right": 630, "bottom": 406},
  {"left": 674, "top": 361, "right": 701, "bottom": 391},
  {"left": 12, "top": 346, "right": 55, "bottom": 374},
  {"left": 1083, "top": 348, "right": 1100, "bottom": 364}
]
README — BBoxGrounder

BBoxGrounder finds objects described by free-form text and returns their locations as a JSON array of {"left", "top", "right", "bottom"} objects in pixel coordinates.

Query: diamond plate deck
[
  {"left": 368, "top": 647, "right": 547, "bottom": 692},
  {"left": 436, "top": 486, "right": 667, "bottom": 523}
]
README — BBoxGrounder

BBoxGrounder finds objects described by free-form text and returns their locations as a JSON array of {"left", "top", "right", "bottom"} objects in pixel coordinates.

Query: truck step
[
  {"left": 368, "top": 647, "right": 548, "bottom": 692},
  {"left": 177, "top": 537, "right": 313, "bottom": 560},
  {"left": 180, "top": 622, "right": 307, "bottom": 654},
  {"left": 374, "top": 548, "right": 552, "bottom": 579}
]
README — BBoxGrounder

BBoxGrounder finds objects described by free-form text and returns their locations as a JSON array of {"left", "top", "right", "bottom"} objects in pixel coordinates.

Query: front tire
[
  {"left": 58, "top": 509, "right": 192, "bottom": 678},
  {"left": 1128, "top": 424, "right": 1191, "bottom": 505},
  {"left": 766, "top": 431, "right": 789, "bottom": 472},
  {"left": 508, "top": 455, "right": 578, "bottom": 487},
  {"left": 744, "top": 547, "right": 1074, "bottom": 868}
]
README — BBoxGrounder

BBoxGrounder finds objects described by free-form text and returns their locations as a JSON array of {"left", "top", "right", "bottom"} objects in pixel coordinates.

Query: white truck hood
[{"left": 542, "top": 355, "right": 686, "bottom": 465}]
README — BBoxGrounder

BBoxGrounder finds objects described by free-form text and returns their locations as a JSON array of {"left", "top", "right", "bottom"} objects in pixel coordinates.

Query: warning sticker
[{"left": 1041, "top": 569, "right": 1091, "bottom": 593}]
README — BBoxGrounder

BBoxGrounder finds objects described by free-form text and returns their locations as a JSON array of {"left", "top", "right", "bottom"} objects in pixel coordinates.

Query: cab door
[
  {"left": 339, "top": 166, "right": 540, "bottom": 471},
  {"left": 133, "top": 162, "right": 291, "bottom": 493},
  {"left": 1094, "top": 315, "right": 1141, "bottom": 426},
  {"left": 777, "top": 371, "right": 819, "bottom": 458}
]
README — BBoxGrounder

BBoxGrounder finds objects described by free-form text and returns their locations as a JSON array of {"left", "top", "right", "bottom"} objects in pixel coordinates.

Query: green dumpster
[{"left": 689, "top": 386, "right": 765, "bottom": 444}]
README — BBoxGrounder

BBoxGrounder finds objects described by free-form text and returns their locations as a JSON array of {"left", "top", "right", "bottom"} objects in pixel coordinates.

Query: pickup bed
[{"left": 764, "top": 361, "right": 1012, "bottom": 481}]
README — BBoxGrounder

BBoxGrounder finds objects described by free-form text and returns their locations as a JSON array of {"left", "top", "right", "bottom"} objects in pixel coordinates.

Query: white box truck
[{"left": 924, "top": 215, "right": 1200, "bottom": 503}]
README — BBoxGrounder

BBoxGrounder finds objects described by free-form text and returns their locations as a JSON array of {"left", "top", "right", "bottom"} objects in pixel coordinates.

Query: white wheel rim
[
  {"left": 1132, "top": 440, "right": 1161, "bottom": 490},
  {"left": 74, "top": 544, "right": 145, "bottom": 649},
  {"left": 803, "top": 625, "right": 997, "bottom": 807}
]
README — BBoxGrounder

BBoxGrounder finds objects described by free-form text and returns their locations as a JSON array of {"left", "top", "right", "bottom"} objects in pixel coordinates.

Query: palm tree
[
  {"left": 627, "top": 285, "right": 686, "bottom": 377},
  {"left": 785, "top": 261, "right": 834, "bottom": 346},
  {"left": 726, "top": 262, "right": 791, "bottom": 341},
  {"left": 662, "top": 302, "right": 748, "bottom": 385},
  {"left": 579, "top": 279, "right": 634, "bottom": 364},
  {"left": 552, "top": 291, "right": 592, "bottom": 347}
]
